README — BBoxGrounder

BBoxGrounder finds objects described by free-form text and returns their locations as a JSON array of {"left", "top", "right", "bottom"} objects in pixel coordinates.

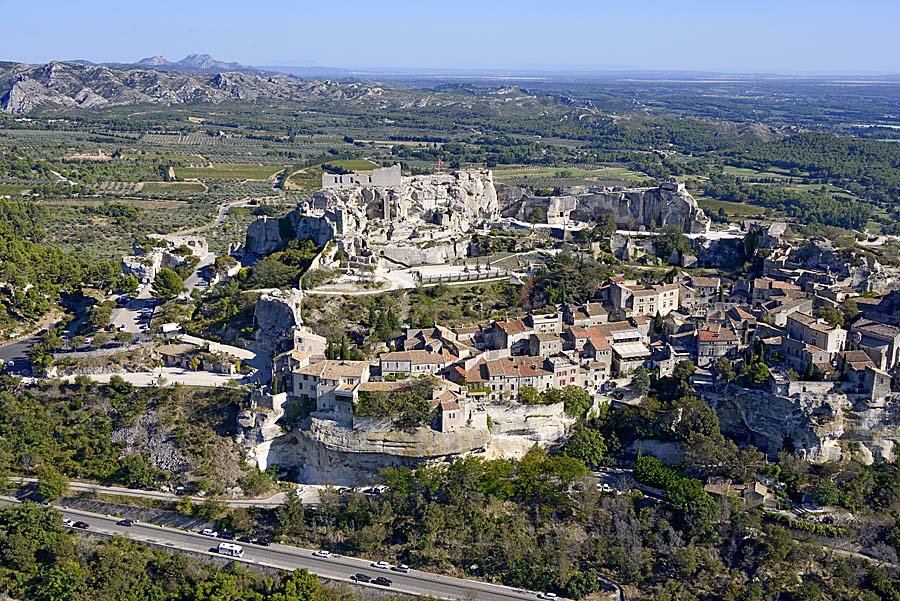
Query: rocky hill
[{"left": 0, "top": 60, "right": 383, "bottom": 113}]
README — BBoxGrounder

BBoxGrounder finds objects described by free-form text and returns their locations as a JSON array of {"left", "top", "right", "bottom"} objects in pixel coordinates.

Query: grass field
[
  {"left": 723, "top": 166, "right": 797, "bottom": 181},
  {"left": 174, "top": 163, "right": 285, "bottom": 180},
  {"left": 697, "top": 196, "right": 766, "bottom": 216},
  {"left": 287, "top": 166, "right": 324, "bottom": 191},
  {"left": 0, "top": 184, "right": 31, "bottom": 195},
  {"left": 325, "top": 159, "right": 379, "bottom": 172},
  {"left": 493, "top": 165, "right": 652, "bottom": 184},
  {"left": 140, "top": 181, "right": 208, "bottom": 194}
]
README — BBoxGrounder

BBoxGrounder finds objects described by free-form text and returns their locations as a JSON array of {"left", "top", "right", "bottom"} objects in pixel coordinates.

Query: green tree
[
  {"left": 562, "top": 426, "right": 607, "bottom": 469},
  {"left": 271, "top": 569, "right": 322, "bottom": 601},
  {"left": 632, "top": 367, "right": 651, "bottom": 396},
  {"left": 107, "top": 374, "right": 134, "bottom": 397},
  {"left": 276, "top": 493, "right": 307, "bottom": 540},
  {"left": 36, "top": 465, "right": 68, "bottom": 501},
  {"left": 151, "top": 267, "right": 184, "bottom": 299},
  {"left": 816, "top": 306, "right": 845, "bottom": 328},
  {"left": 716, "top": 356, "right": 736, "bottom": 382},
  {"left": 560, "top": 385, "right": 592, "bottom": 418},
  {"left": 518, "top": 385, "right": 541, "bottom": 405},
  {"left": 117, "top": 274, "right": 140, "bottom": 296}
]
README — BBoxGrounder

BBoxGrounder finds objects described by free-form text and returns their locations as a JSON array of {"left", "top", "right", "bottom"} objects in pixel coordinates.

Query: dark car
[
  {"left": 116, "top": 519, "right": 135, "bottom": 527},
  {"left": 373, "top": 577, "right": 393, "bottom": 587},
  {"left": 351, "top": 574, "right": 371, "bottom": 583},
  {"left": 73, "top": 521, "right": 90, "bottom": 529},
  {"left": 238, "top": 536, "right": 253, "bottom": 543},
  {"left": 218, "top": 532, "right": 235, "bottom": 540},
  {"left": 254, "top": 538, "right": 271, "bottom": 546}
]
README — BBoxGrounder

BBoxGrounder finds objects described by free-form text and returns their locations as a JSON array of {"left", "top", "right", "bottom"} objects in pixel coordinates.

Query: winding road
[{"left": 0, "top": 495, "right": 561, "bottom": 601}]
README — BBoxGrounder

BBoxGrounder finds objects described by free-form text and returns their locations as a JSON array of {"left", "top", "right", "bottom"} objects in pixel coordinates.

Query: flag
[{"left": 438, "top": 158, "right": 444, "bottom": 166}]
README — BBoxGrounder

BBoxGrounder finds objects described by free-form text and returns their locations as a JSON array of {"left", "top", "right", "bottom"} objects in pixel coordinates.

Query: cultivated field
[{"left": 174, "top": 163, "right": 286, "bottom": 180}]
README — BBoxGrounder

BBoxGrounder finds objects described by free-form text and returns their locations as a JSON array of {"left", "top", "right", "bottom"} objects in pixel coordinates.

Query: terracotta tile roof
[
  {"left": 295, "top": 360, "right": 370, "bottom": 379},
  {"left": 698, "top": 328, "right": 738, "bottom": 343},
  {"left": 380, "top": 350, "right": 446, "bottom": 365},
  {"left": 484, "top": 356, "right": 551, "bottom": 378},
  {"left": 496, "top": 318, "right": 529, "bottom": 335}
]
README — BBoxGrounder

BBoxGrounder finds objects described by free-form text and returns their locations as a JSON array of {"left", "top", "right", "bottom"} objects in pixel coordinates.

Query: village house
[
  {"left": 529, "top": 332, "right": 563, "bottom": 357},
  {"left": 379, "top": 350, "right": 448, "bottom": 378},
  {"left": 696, "top": 327, "right": 739, "bottom": 367},
  {"left": 850, "top": 320, "right": 900, "bottom": 370},
  {"left": 292, "top": 359, "right": 371, "bottom": 416},
  {"left": 610, "top": 279, "right": 680, "bottom": 320},
  {"left": 786, "top": 312, "right": 847, "bottom": 354},
  {"left": 563, "top": 302, "right": 609, "bottom": 327}
]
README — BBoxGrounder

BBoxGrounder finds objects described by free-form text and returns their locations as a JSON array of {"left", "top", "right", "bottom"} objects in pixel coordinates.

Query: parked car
[
  {"left": 372, "top": 561, "right": 392, "bottom": 570},
  {"left": 200, "top": 528, "right": 219, "bottom": 537},
  {"left": 254, "top": 538, "right": 271, "bottom": 546},
  {"left": 116, "top": 519, "right": 135, "bottom": 527},
  {"left": 538, "top": 594, "right": 558, "bottom": 600},
  {"left": 73, "top": 521, "right": 90, "bottom": 529},
  {"left": 373, "top": 577, "right": 393, "bottom": 587},
  {"left": 63, "top": 519, "right": 74, "bottom": 527},
  {"left": 313, "top": 550, "right": 332, "bottom": 558},
  {"left": 238, "top": 536, "right": 253, "bottom": 543},
  {"left": 218, "top": 532, "right": 235, "bottom": 540},
  {"left": 391, "top": 564, "right": 409, "bottom": 573},
  {"left": 351, "top": 574, "right": 371, "bottom": 583}
]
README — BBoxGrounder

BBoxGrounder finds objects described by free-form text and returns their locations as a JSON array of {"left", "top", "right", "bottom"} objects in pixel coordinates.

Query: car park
[
  {"left": 372, "top": 561, "right": 392, "bottom": 569},
  {"left": 313, "top": 550, "right": 332, "bottom": 558},
  {"left": 391, "top": 564, "right": 409, "bottom": 573},
  {"left": 351, "top": 574, "right": 371, "bottom": 583},
  {"left": 200, "top": 528, "right": 219, "bottom": 537}
]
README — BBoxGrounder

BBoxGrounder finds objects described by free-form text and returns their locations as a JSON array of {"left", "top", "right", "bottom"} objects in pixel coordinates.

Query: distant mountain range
[
  {"left": 0, "top": 57, "right": 385, "bottom": 113},
  {"left": 73, "top": 53, "right": 273, "bottom": 76}
]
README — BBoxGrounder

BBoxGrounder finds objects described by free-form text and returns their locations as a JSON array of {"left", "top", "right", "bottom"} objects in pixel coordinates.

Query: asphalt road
[
  {"left": 0, "top": 496, "right": 553, "bottom": 601},
  {"left": 0, "top": 337, "right": 33, "bottom": 364}
]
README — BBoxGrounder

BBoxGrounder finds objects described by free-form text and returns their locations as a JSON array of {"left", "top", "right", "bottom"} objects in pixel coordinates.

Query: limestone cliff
[
  {"left": 253, "top": 289, "right": 304, "bottom": 351},
  {"left": 243, "top": 169, "right": 499, "bottom": 258},
  {"left": 707, "top": 384, "right": 900, "bottom": 464},
  {"left": 235, "top": 401, "right": 574, "bottom": 485},
  {"left": 505, "top": 182, "right": 710, "bottom": 234}
]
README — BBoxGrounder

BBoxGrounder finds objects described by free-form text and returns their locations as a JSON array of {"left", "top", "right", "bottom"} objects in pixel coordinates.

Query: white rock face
[
  {"left": 254, "top": 289, "right": 304, "bottom": 350},
  {"left": 236, "top": 401, "right": 574, "bottom": 486},
  {"left": 507, "top": 181, "right": 710, "bottom": 234},
  {"left": 244, "top": 169, "right": 499, "bottom": 265}
]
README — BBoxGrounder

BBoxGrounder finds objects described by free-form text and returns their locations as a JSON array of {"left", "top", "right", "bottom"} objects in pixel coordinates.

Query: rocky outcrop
[
  {"left": 505, "top": 182, "right": 710, "bottom": 234},
  {"left": 253, "top": 289, "right": 304, "bottom": 351},
  {"left": 244, "top": 170, "right": 499, "bottom": 264},
  {"left": 706, "top": 383, "right": 900, "bottom": 464},
  {"left": 236, "top": 401, "right": 573, "bottom": 485}
]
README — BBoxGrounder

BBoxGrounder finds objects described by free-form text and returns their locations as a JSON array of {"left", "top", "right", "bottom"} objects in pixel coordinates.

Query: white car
[
  {"left": 312, "top": 550, "right": 332, "bottom": 558},
  {"left": 372, "top": 561, "right": 392, "bottom": 570},
  {"left": 538, "top": 594, "right": 558, "bottom": 600},
  {"left": 200, "top": 528, "right": 219, "bottom": 537},
  {"left": 63, "top": 519, "right": 74, "bottom": 527}
]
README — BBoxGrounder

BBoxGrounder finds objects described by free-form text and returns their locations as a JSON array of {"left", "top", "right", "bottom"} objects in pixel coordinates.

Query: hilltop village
[{"left": 189, "top": 164, "right": 900, "bottom": 484}]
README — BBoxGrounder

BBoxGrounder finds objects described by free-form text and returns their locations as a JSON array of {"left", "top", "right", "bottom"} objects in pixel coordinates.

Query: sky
[{"left": 2, "top": 0, "right": 899, "bottom": 74}]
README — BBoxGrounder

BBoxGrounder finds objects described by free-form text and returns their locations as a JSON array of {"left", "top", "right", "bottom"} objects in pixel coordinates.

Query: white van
[{"left": 218, "top": 542, "right": 244, "bottom": 557}]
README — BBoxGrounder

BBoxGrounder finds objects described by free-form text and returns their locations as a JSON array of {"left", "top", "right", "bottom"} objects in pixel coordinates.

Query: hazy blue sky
[{"left": 2, "top": 0, "right": 899, "bottom": 73}]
